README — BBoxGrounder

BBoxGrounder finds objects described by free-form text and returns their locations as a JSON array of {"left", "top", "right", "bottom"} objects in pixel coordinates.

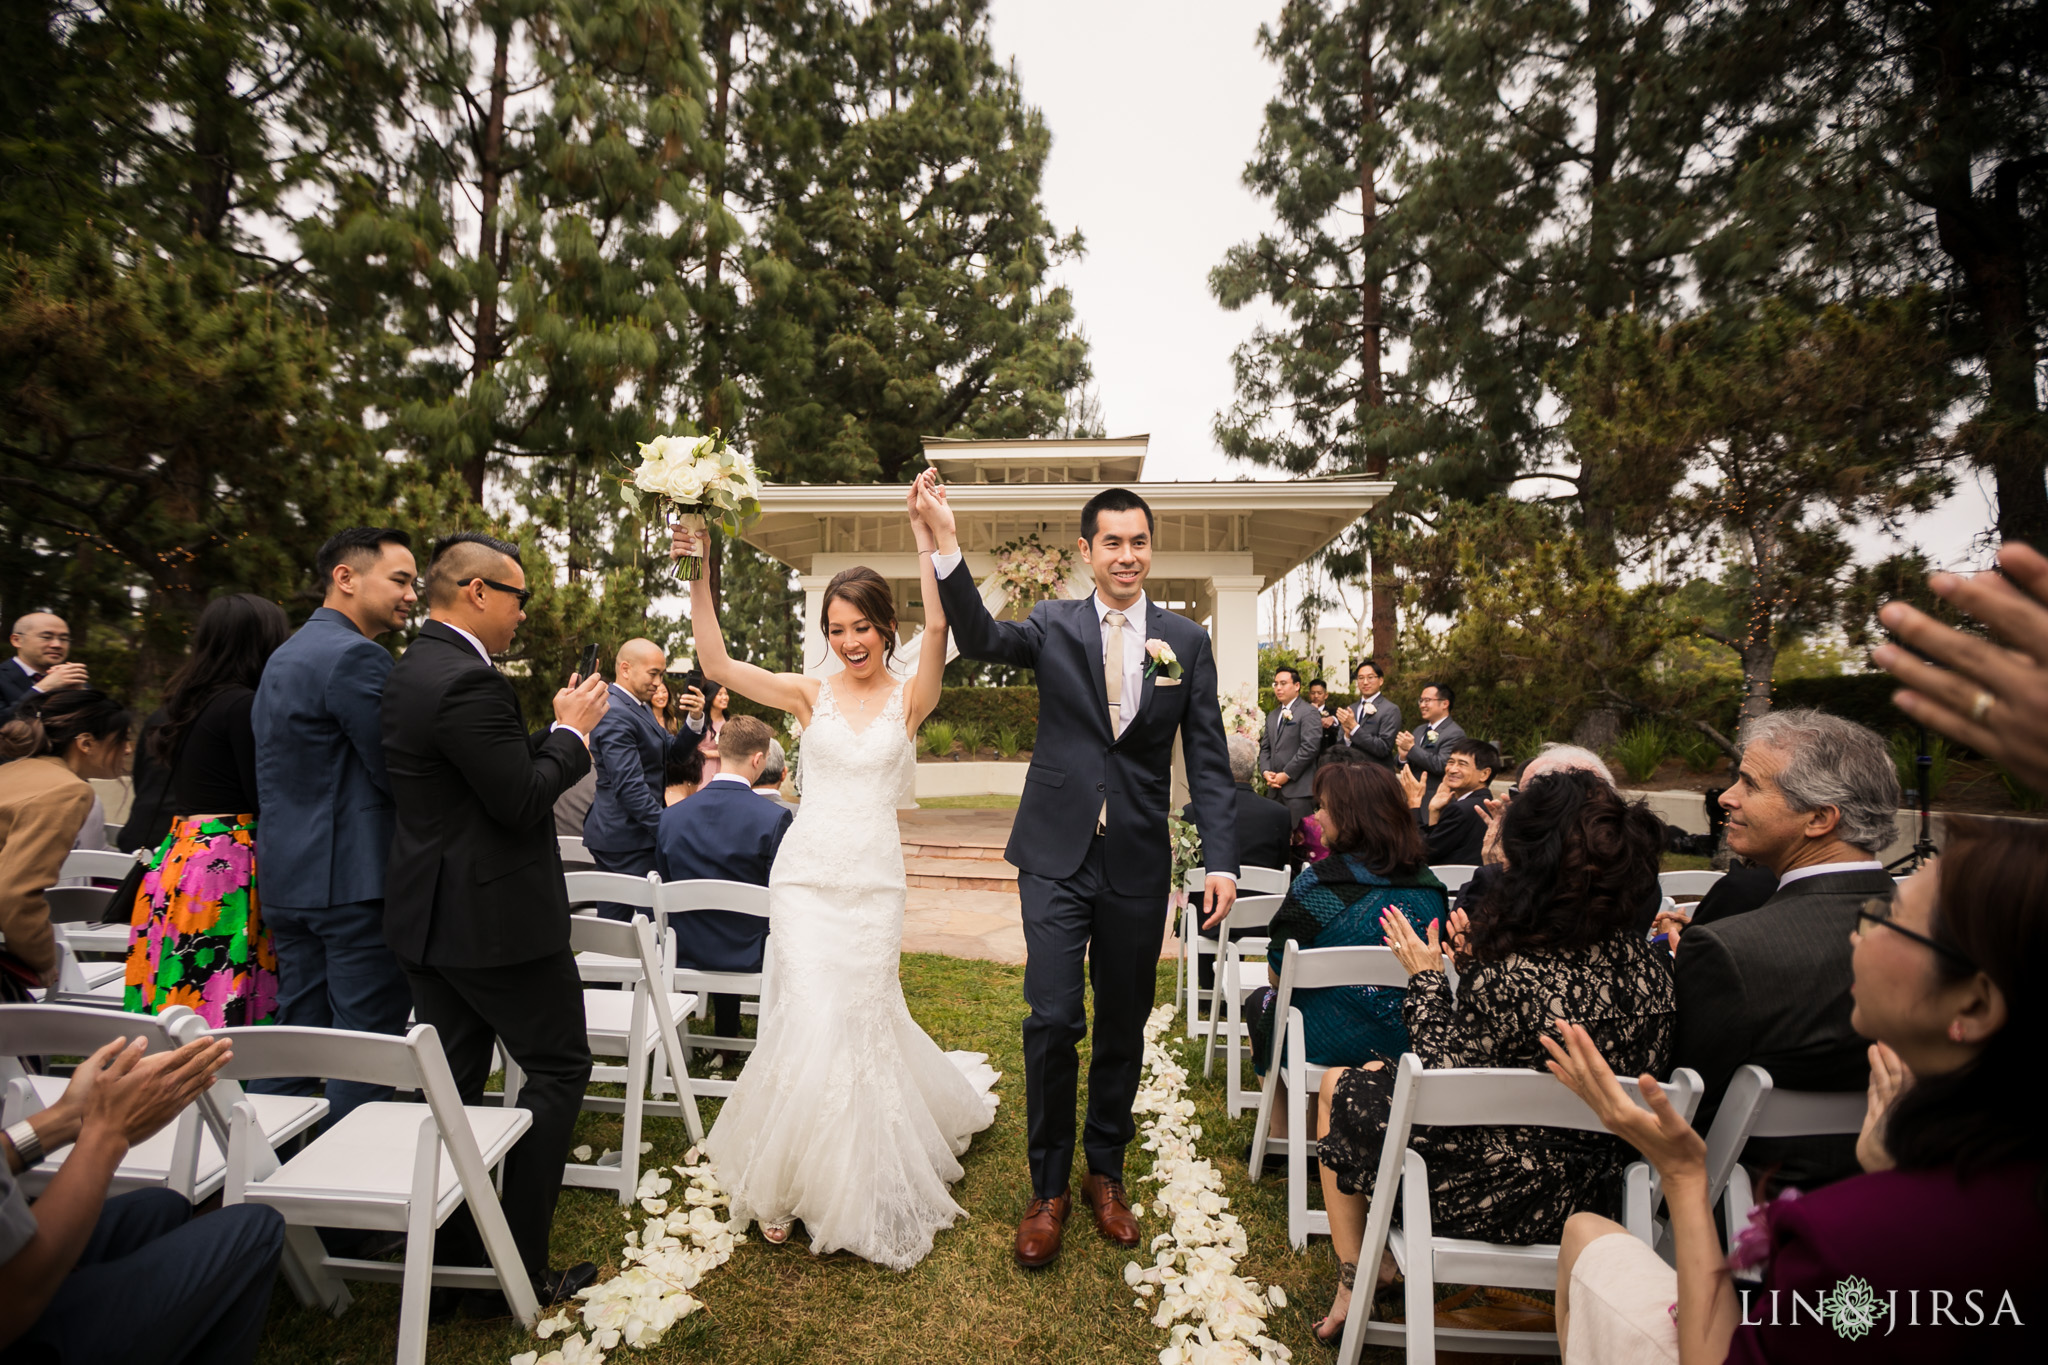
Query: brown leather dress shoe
[
  {"left": 1014, "top": 1191, "right": 1071, "bottom": 1268},
  {"left": 1081, "top": 1171, "right": 1141, "bottom": 1247}
]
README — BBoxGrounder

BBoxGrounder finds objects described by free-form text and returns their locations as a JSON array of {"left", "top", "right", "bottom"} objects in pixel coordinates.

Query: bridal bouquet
[{"left": 628, "top": 430, "right": 763, "bottom": 581}]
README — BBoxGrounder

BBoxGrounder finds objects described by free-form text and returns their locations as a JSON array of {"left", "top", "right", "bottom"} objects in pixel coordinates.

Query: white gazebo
[{"left": 740, "top": 435, "right": 1390, "bottom": 697}]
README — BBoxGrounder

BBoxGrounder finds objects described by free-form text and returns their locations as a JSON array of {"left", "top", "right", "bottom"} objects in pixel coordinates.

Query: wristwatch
[{"left": 4, "top": 1117, "right": 43, "bottom": 1167}]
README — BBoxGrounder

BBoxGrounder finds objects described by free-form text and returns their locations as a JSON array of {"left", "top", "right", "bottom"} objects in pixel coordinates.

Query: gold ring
[{"left": 1971, "top": 690, "right": 1995, "bottom": 722}]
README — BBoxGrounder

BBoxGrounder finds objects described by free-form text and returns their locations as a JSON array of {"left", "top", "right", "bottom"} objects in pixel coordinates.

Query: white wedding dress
[{"left": 703, "top": 677, "right": 999, "bottom": 1271}]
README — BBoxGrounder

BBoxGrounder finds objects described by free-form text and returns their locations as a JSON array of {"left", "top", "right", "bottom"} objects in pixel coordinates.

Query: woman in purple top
[{"left": 1546, "top": 813, "right": 2045, "bottom": 1363}]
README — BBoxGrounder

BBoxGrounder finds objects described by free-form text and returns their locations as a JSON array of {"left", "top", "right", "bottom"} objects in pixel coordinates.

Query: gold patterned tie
[{"left": 1099, "top": 610, "right": 1127, "bottom": 833}]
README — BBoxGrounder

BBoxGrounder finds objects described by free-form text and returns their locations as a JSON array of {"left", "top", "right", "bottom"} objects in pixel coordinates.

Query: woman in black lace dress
[{"left": 1308, "top": 768, "right": 1676, "bottom": 1341}]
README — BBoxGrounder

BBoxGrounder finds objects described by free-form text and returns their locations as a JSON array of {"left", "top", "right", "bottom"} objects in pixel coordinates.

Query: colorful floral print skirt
[{"left": 123, "top": 814, "right": 277, "bottom": 1026}]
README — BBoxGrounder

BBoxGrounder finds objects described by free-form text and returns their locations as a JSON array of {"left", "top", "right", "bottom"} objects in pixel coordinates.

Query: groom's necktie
[{"left": 1099, "top": 610, "right": 1127, "bottom": 834}]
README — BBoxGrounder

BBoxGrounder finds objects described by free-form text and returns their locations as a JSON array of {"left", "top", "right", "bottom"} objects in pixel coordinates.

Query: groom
[{"left": 915, "top": 475, "right": 1240, "bottom": 1269}]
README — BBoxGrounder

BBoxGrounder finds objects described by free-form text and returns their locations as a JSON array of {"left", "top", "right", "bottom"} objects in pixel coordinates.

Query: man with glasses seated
[
  {"left": 1671, "top": 709, "right": 1902, "bottom": 1192},
  {"left": 0, "top": 613, "right": 87, "bottom": 715}
]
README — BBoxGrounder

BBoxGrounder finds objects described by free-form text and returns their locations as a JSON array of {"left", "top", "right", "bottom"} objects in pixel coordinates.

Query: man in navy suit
[
  {"left": 922, "top": 480, "right": 1239, "bottom": 1270},
  {"left": 654, "top": 715, "right": 792, "bottom": 1041},
  {"left": 0, "top": 612, "right": 87, "bottom": 715},
  {"left": 251, "top": 528, "right": 419, "bottom": 1128},
  {"left": 583, "top": 637, "right": 705, "bottom": 919}
]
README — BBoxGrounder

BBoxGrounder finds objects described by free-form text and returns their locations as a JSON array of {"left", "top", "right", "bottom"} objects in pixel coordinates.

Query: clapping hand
[
  {"left": 1396, "top": 764, "right": 1427, "bottom": 808},
  {"left": 1856, "top": 1041, "right": 1912, "bottom": 1173},
  {"left": 1540, "top": 1019, "right": 1706, "bottom": 1185},
  {"left": 1872, "top": 542, "right": 2048, "bottom": 794},
  {"left": 34, "top": 661, "right": 89, "bottom": 692},
  {"left": 1379, "top": 909, "right": 1450, "bottom": 977},
  {"left": 1446, "top": 906, "right": 1472, "bottom": 956},
  {"left": 1336, "top": 705, "right": 1356, "bottom": 735},
  {"left": 1478, "top": 791, "right": 1512, "bottom": 866},
  {"left": 1395, "top": 730, "right": 1415, "bottom": 758}
]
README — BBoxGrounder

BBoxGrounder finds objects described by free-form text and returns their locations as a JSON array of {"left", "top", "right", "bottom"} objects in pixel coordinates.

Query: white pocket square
[{"left": 1155, "top": 677, "right": 1182, "bottom": 687}]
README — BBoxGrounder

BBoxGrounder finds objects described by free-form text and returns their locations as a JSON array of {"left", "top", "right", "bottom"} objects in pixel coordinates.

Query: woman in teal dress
[{"left": 1245, "top": 759, "right": 1449, "bottom": 1147}]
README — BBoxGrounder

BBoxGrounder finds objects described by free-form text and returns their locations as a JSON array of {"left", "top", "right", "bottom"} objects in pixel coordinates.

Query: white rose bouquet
[{"left": 627, "top": 429, "right": 763, "bottom": 581}]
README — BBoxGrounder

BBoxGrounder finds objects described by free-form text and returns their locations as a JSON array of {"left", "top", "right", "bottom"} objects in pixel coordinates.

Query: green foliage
[
  {"left": 1611, "top": 724, "right": 1673, "bottom": 783},
  {"left": 927, "top": 687, "right": 1038, "bottom": 747},
  {"left": 992, "top": 725, "right": 1023, "bottom": 759},
  {"left": 1889, "top": 731, "right": 1954, "bottom": 804},
  {"left": 1672, "top": 729, "right": 1725, "bottom": 773},
  {"left": 953, "top": 721, "right": 987, "bottom": 758},
  {"left": 1258, "top": 644, "right": 1315, "bottom": 691},
  {"left": 919, "top": 719, "right": 959, "bottom": 759},
  {"left": 1168, "top": 815, "right": 1204, "bottom": 896},
  {"left": 1996, "top": 767, "right": 2045, "bottom": 812}
]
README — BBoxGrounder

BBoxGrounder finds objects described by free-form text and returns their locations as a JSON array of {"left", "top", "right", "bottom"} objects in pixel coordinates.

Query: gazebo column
[
  {"left": 798, "top": 574, "right": 838, "bottom": 676},
  {"left": 1206, "top": 574, "right": 1265, "bottom": 700}
]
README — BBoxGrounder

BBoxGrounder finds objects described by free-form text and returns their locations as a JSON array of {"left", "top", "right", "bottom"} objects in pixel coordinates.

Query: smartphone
[
  {"left": 680, "top": 669, "right": 709, "bottom": 700},
  {"left": 578, "top": 643, "right": 599, "bottom": 682}
]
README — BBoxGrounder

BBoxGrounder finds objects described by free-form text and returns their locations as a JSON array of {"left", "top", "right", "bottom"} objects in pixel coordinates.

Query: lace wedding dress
[{"left": 703, "top": 678, "right": 999, "bottom": 1271}]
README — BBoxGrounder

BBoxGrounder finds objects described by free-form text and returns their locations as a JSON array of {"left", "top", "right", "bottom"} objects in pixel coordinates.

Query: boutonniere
[
  {"left": 1143, "top": 639, "right": 1184, "bottom": 682},
  {"left": 1426, "top": 728, "right": 1440, "bottom": 744},
  {"left": 1360, "top": 700, "right": 1377, "bottom": 716}
]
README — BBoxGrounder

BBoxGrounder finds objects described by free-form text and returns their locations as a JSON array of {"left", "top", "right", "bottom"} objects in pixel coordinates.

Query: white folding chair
[
  {"left": 656, "top": 878, "right": 774, "bottom": 1093},
  {"left": 1203, "top": 892, "right": 1286, "bottom": 1113},
  {"left": 0, "top": 1003, "right": 326, "bottom": 1203},
  {"left": 1335, "top": 1054, "right": 1703, "bottom": 1365},
  {"left": 557, "top": 834, "right": 597, "bottom": 872},
  {"left": 1246, "top": 942, "right": 1410, "bottom": 1248},
  {"left": 39, "top": 939, "right": 127, "bottom": 1005},
  {"left": 1658, "top": 869, "right": 1724, "bottom": 901},
  {"left": 564, "top": 870, "right": 664, "bottom": 984},
  {"left": 1179, "top": 865, "right": 1290, "bottom": 1041},
  {"left": 188, "top": 1018, "right": 542, "bottom": 1359},
  {"left": 46, "top": 847, "right": 144, "bottom": 977},
  {"left": 1700, "top": 1064, "right": 1865, "bottom": 1248},
  {"left": 557, "top": 912, "right": 704, "bottom": 1200},
  {"left": 1431, "top": 864, "right": 1480, "bottom": 894}
]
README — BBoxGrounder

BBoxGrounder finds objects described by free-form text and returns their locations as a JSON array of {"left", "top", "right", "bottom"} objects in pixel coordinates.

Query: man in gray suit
[
  {"left": 252, "top": 527, "right": 419, "bottom": 1128},
  {"left": 1337, "top": 657, "right": 1401, "bottom": 769},
  {"left": 1258, "top": 665, "right": 1323, "bottom": 825},
  {"left": 1396, "top": 682, "right": 1466, "bottom": 805},
  {"left": 1672, "top": 708, "right": 1900, "bottom": 1190}
]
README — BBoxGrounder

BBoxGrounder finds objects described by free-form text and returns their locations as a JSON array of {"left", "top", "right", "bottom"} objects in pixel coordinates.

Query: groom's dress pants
[{"left": 1017, "top": 833, "right": 1167, "bottom": 1199}]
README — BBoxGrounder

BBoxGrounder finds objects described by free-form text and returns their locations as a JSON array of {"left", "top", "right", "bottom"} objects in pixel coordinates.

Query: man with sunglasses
[
  {"left": 380, "top": 531, "right": 611, "bottom": 1316},
  {"left": 1672, "top": 708, "right": 1901, "bottom": 1192}
]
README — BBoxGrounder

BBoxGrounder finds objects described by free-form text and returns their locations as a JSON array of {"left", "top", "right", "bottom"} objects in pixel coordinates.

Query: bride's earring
[{"left": 1950, "top": 1019, "right": 1967, "bottom": 1043}]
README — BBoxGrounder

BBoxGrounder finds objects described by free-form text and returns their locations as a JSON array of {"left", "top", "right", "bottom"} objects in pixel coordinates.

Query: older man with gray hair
[{"left": 1674, "top": 708, "right": 1900, "bottom": 1191}]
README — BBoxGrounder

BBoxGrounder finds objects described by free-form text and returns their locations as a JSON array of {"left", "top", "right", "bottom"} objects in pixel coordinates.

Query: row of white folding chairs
[{"left": 1174, "top": 865, "right": 1289, "bottom": 1041}]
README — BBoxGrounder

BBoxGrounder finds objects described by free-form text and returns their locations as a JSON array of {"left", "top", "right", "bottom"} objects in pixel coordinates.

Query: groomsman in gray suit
[
  {"left": 1258, "top": 666, "right": 1323, "bottom": 825},
  {"left": 1338, "top": 657, "right": 1401, "bottom": 770},
  {"left": 1396, "top": 681, "right": 1466, "bottom": 805}
]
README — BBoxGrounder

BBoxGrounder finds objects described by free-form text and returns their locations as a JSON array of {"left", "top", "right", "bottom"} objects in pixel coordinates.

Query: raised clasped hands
[
  {"left": 906, "top": 469, "right": 956, "bottom": 553},
  {"left": 1379, "top": 909, "right": 1450, "bottom": 977},
  {"left": 1541, "top": 1018, "right": 1705, "bottom": 1183},
  {"left": 1651, "top": 906, "right": 1692, "bottom": 952}
]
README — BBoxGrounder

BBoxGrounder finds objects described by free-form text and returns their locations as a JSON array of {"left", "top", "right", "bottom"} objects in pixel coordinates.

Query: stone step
[
  {"left": 902, "top": 840, "right": 1009, "bottom": 860},
  {"left": 903, "top": 853, "right": 1018, "bottom": 892}
]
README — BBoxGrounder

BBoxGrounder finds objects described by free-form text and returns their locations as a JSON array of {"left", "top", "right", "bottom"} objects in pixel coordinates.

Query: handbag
[{"left": 98, "top": 848, "right": 152, "bottom": 926}]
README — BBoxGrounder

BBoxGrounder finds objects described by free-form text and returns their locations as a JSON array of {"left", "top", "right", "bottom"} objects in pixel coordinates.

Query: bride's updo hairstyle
[{"left": 820, "top": 567, "right": 899, "bottom": 666}]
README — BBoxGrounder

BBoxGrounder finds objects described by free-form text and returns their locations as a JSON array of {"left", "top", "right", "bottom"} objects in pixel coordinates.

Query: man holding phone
[{"left": 583, "top": 638, "right": 707, "bottom": 918}]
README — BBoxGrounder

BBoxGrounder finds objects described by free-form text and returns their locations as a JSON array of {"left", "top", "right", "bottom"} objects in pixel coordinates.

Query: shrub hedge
[{"left": 727, "top": 685, "right": 1041, "bottom": 752}]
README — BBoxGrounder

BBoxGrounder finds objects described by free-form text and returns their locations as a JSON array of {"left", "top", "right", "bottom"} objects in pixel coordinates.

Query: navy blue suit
[
  {"left": 938, "top": 559, "right": 1239, "bottom": 1196},
  {"left": 250, "top": 607, "right": 411, "bottom": 1127},
  {"left": 584, "top": 682, "right": 704, "bottom": 916},
  {"left": 655, "top": 777, "right": 792, "bottom": 1036}
]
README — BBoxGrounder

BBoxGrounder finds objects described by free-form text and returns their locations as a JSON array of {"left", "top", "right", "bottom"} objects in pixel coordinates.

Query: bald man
[
  {"left": 583, "top": 637, "right": 707, "bottom": 918},
  {"left": 1, "top": 613, "right": 87, "bottom": 713}
]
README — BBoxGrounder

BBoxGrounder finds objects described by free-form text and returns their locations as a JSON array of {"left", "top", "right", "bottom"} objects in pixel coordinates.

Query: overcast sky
[{"left": 982, "top": 0, "right": 1999, "bottom": 581}]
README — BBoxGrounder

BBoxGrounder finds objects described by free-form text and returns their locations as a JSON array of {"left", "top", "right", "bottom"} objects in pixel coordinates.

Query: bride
[{"left": 670, "top": 507, "right": 997, "bottom": 1272}]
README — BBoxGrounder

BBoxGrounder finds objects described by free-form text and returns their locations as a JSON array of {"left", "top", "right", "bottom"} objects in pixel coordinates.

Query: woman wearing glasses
[{"left": 1545, "top": 814, "right": 2045, "bottom": 1363}]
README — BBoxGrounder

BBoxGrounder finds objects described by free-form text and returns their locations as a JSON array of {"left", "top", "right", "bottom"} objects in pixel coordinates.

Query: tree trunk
[
  {"left": 700, "top": 6, "right": 737, "bottom": 433},
  {"left": 1358, "top": 5, "right": 1396, "bottom": 667},
  {"left": 1575, "top": 0, "right": 1630, "bottom": 572},
  {"left": 464, "top": 22, "right": 512, "bottom": 504},
  {"left": 187, "top": 4, "right": 236, "bottom": 244}
]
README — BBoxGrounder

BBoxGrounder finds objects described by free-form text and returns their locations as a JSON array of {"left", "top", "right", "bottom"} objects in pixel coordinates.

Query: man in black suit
[
  {"left": 1400, "top": 737, "right": 1497, "bottom": 866},
  {"left": 1304, "top": 677, "right": 1342, "bottom": 773},
  {"left": 923, "top": 480, "right": 1239, "bottom": 1270},
  {"left": 1336, "top": 657, "right": 1401, "bottom": 770},
  {"left": 656, "top": 715, "right": 792, "bottom": 1040},
  {"left": 1182, "top": 733, "right": 1294, "bottom": 991},
  {"left": 1672, "top": 709, "right": 1900, "bottom": 1191},
  {"left": 380, "top": 532, "right": 611, "bottom": 1310},
  {"left": 0, "top": 613, "right": 87, "bottom": 714},
  {"left": 1258, "top": 666, "right": 1322, "bottom": 825},
  {"left": 1395, "top": 682, "right": 1466, "bottom": 805},
  {"left": 583, "top": 636, "right": 704, "bottom": 918}
]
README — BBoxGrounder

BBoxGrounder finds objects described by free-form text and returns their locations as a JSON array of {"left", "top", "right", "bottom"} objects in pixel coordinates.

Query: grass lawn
[
  {"left": 254, "top": 955, "right": 1395, "bottom": 1364},
  {"left": 914, "top": 794, "right": 1022, "bottom": 810}
]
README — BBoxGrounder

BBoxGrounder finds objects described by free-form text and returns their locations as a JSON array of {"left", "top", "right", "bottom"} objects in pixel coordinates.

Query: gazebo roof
[{"left": 741, "top": 436, "right": 1389, "bottom": 588}]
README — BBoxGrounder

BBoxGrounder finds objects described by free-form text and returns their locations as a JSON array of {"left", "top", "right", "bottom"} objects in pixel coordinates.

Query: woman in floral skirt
[{"left": 124, "top": 594, "right": 292, "bottom": 1026}]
